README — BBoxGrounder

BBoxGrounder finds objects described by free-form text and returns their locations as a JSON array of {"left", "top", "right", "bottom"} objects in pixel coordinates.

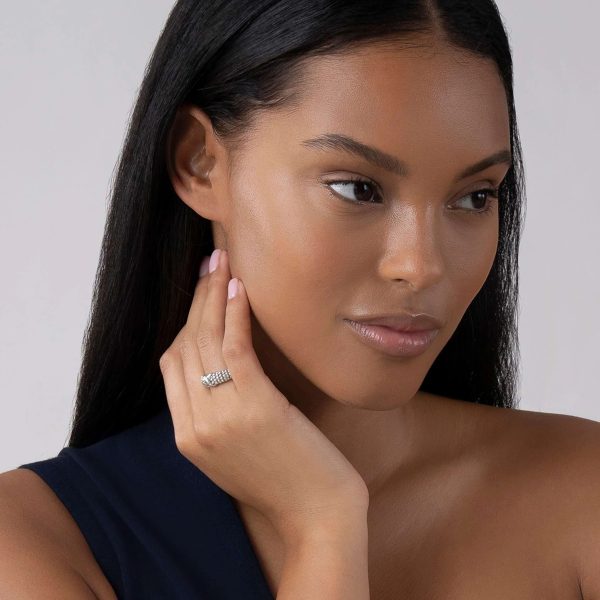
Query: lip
[
  {"left": 347, "top": 312, "right": 443, "bottom": 332},
  {"left": 343, "top": 319, "right": 440, "bottom": 357}
]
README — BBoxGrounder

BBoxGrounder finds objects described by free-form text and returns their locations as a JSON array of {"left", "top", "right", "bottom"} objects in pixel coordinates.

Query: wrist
[
  {"left": 279, "top": 504, "right": 369, "bottom": 550},
  {"left": 276, "top": 516, "right": 370, "bottom": 600}
]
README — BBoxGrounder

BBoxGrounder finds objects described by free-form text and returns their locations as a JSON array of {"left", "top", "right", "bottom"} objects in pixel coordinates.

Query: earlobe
[{"left": 165, "top": 104, "right": 219, "bottom": 216}]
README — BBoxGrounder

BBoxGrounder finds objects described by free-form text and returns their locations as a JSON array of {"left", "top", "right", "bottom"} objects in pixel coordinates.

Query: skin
[
  {"left": 164, "top": 38, "right": 600, "bottom": 598},
  {"left": 165, "top": 37, "right": 516, "bottom": 595},
  {"left": 2, "top": 36, "right": 600, "bottom": 600},
  {"left": 169, "top": 38, "right": 509, "bottom": 495}
]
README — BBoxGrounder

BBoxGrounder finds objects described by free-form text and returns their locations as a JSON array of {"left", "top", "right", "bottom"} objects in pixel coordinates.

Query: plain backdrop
[{"left": 1, "top": 1, "right": 599, "bottom": 472}]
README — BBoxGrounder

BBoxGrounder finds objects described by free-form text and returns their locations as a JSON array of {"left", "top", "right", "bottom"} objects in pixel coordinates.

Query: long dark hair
[{"left": 68, "top": 0, "right": 525, "bottom": 448}]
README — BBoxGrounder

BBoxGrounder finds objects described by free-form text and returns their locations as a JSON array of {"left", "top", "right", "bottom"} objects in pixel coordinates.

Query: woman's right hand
[{"left": 158, "top": 248, "right": 369, "bottom": 543}]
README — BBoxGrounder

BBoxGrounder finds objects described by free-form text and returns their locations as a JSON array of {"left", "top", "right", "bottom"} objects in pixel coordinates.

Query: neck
[{"left": 249, "top": 314, "right": 455, "bottom": 496}]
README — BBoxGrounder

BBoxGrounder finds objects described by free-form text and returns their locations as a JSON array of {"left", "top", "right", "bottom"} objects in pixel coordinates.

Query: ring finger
[{"left": 191, "top": 248, "right": 235, "bottom": 397}]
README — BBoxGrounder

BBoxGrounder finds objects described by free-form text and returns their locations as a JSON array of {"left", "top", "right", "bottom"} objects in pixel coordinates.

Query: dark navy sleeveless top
[{"left": 18, "top": 406, "right": 274, "bottom": 599}]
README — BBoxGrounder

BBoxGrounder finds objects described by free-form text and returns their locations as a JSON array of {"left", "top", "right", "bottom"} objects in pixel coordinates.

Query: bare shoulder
[
  {"left": 469, "top": 401, "right": 600, "bottom": 500},
  {"left": 520, "top": 409, "right": 600, "bottom": 600},
  {"left": 482, "top": 402, "right": 600, "bottom": 471},
  {"left": 0, "top": 468, "right": 117, "bottom": 600},
  {"left": 477, "top": 404, "right": 600, "bottom": 599}
]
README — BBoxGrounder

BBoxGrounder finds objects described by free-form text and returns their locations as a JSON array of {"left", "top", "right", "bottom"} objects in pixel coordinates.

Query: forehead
[{"left": 263, "top": 42, "right": 510, "bottom": 164}]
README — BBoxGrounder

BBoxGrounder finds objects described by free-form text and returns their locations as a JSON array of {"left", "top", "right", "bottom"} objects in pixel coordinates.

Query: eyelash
[{"left": 324, "top": 176, "right": 500, "bottom": 216}]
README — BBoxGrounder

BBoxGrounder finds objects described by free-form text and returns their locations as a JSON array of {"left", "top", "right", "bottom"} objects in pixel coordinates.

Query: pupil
[
  {"left": 472, "top": 191, "right": 487, "bottom": 209},
  {"left": 355, "top": 182, "right": 372, "bottom": 203}
]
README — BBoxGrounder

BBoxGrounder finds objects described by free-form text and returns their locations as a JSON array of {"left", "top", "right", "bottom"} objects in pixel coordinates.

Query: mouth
[{"left": 343, "top": 319, "right": 440, "bottom": 358}]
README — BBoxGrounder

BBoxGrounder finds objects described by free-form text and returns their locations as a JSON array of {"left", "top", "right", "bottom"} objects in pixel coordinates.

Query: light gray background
[{"left": 1, "top": 2, "right": 598, "bottom": 472}]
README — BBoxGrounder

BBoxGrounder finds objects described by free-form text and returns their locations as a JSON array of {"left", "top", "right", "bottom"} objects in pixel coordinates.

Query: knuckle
[
  {"left": 177, "top": 336, "right": 195, "bottom": 357},
  {"left": 192, "top": 420, "right": 217, "bottom": 451},
  {"left": 174, "top": 429, "right": 204, "bottom": 458},
  {"left": 196, "top": 327, "right": 218, "bottom": 351},
  {"left": 222, "top": 338, "right": 246, "bottom": 360},
  {"left": 195, "top": 333, "right": 211, "bottom": 353},
  {"left": 158, "top": 351, "right": 172, "bottom": 371},
  {"left": 173, "top": 431, "right": 191, "bottom": 454},
  {"left": 176, "top": 423, "right": 217, "bottom": 456}
]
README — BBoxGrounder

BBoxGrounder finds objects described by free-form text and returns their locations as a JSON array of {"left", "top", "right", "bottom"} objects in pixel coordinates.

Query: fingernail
[
  {"left": 199, "top": 256, "right": 210, "bottom": 277},
  {"left": 209, "top": 248, "right": 221, "bottom": 273},
  {"left": 228, "top": 277, "right": 238, "bottom": 299}
]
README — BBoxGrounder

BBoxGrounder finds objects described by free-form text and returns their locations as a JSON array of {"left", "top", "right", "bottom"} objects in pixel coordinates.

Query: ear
[{"left": 165, "top": 103, "right": 227, "bottom": 222}]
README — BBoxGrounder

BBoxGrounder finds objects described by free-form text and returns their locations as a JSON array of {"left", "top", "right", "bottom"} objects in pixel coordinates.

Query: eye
[
  {"left": 452, "top": 188, "right": 500, "bottom": 216},
  {"left": 323, "top": 177, "right": 500, "bottom": 216},
  {"left": 324, "top": 176, "right": 383, "bottom": 205}
]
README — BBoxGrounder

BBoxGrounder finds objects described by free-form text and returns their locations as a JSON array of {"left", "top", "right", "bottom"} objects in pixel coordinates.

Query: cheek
[
  {"left": 469, "top": 220, "right": 499, "bottom": 285},
  {"left": 226, "top": 176, "right": 347, "bottom": 355},
  {"left": 445, "top": 219, "right": 499, "bottom": 318}
]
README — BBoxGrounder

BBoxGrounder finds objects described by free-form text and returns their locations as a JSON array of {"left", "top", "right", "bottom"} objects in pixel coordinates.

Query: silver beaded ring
[{"left": 200, "top": 368, "right": 233, "bottom": 388}]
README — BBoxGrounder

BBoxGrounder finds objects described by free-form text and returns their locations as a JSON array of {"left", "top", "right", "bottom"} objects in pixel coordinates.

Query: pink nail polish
[
  {"left": 228, "top": 278, "right": 238, "bottom": 299},
  {"left": 209, "top": 249, "right": 221, "bottom": 273}
]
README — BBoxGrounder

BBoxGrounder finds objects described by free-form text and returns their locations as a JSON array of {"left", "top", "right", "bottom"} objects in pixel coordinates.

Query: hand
[{"left": 158, "top": 248, "right": 369, "bottom": 543}]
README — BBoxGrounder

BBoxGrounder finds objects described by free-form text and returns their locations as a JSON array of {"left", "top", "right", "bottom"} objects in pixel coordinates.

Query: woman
[{"left": 2, "top": 0, "right": 599, "bottom": 598}]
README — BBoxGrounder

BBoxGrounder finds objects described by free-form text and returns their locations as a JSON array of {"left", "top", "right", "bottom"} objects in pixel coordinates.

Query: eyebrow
[{"left": 300, "top": 133, "right": 512, "bottom": 182}]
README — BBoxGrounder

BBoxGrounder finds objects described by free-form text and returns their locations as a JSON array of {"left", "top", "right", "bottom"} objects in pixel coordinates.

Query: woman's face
[{"left": 214, "top": 42, "right": 511, "bottom": 410}]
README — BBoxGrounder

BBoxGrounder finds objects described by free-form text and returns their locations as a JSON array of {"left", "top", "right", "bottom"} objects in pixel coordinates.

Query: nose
[{"left": 379, "top": 209, "right": 445, "bottom": 291}]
